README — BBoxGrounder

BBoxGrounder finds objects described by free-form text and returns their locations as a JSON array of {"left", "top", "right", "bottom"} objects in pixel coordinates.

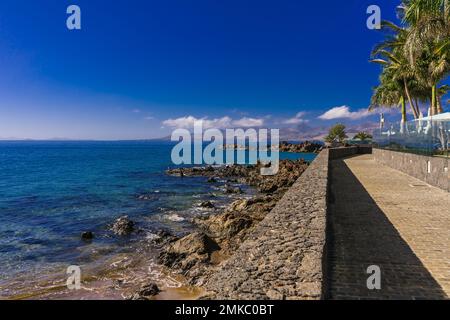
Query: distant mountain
[
  {"left": 279, "top": 121, "right": 379, "bottom": 141},
  {"left": 152, "top": 121, "right": 379, "bottom": 142},
  {"left": 149, "top": 135, "right": 172, "bottom": 141},
  {"left": 279, "top": 123, "right": 329, "bottom": 141},
  {"left": 345, "top": 122, "right": 379, "bottom": 138}
]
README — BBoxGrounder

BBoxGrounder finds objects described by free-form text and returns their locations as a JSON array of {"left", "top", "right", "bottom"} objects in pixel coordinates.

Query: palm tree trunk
[
  {"left": 414, "top": 98, "right": 421, "bottom": 116},
  {"left": 404, "top": 79, "right": 419, "bottom": 119},
  {"left": 400, "top": 96, "right": 406, "bottom": 134},
  {"left": 437, "top": 96, "right": 444, "bottom": 114},
  {"left": 431, "top": 84, "right": 437, "bottom": 116}
]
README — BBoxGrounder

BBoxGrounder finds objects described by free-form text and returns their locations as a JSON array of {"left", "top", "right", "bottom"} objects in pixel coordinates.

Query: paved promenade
[{"left": 329, "top": 154, "right": 450, "bottom": 299}]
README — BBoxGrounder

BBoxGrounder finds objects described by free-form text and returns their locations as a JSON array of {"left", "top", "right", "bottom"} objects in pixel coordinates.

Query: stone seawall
[
  {"left": 373, "top": 148, "right": 449, "bottom": 192},
  {"left": 328, "top": 145, "right": 372, "bottom": 159},
  {"left": 205, "top": 150, "right": 331, "bottom": 299},
  {"left": 328, "top": 146, "right": 357, "bottom": 160}
]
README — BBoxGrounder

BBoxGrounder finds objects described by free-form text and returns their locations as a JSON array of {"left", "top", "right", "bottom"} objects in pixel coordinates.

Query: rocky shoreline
[
  {"left": 220, "top": 141, "right": 323, "bottom": 154},
  {"left": 279, "top": 141, "right": 323, "bottom": 153},
  {"left": 73, "top": 158, "right": 310, "bottom": 300},
  {"left": 135, "top": 159, "right": 310, "bottom": 298}
]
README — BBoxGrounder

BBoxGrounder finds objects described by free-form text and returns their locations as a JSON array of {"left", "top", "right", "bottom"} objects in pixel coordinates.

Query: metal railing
[{"left": 373, "top": 118, "right": 450, "bottom": 159}]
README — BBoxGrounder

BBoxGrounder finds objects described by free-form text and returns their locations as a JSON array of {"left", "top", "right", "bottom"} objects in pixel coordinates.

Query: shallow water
[{"left": 0, "top": 140, "right": 316, "bottom": 299}]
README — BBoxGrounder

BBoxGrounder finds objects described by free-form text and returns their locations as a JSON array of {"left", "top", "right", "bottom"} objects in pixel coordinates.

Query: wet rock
[
  {"left": 156, "top": 229, "right": 176, "bottom": 239},
  {"left": 129, "top": 294, "right": 147, "bottom": 300},
  {"left": 258, "top": 181, "right": 279, "bottom": 193},
  {"left": 207, "top": 177, "right": 217, "bottom": 183},
  {"left": 223, "top": 184, "right": 243, "bottom": 194},
  {"left": 137, "top": 282, "right": 160, "bottom": 297},
  {"left": 166, "top": 166, "right": 213, "bottom": 177},
  {"left": 151, "top": 229, "right": 179, "bottom": 245},
  {"left": 165, "top": 168, "right": 183, "bottom": 177},
  {"left": 137, "top": 194, "right": 155, "bottom": 200},
  {"left": 81, "top": 231, "right": 94, "bottom": 240},
  {"left": 199, "top": 200, "right": 215, "bottom": 208},
  {"left": 111, "top": 216, "right": 135, "bottom": 236}
]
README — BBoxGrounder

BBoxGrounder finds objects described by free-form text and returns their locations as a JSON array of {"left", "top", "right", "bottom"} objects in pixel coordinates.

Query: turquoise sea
[{"left": 0, "top": 141, "right": 316, "bottom": 298}]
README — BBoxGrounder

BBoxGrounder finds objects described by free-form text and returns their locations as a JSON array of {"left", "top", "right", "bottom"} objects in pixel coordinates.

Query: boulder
[
  {"left": 199, "top": 200, "right": 215, "bottom": 208},
  {"left": 150, "top": 229, "right": 179, "bottom": 245},
  {"left": 158, "top": 232, "right": 220, "bottom": 273},
  {"left": 195, "top": 212, "right": 252, "bottom": 240},
  {"left": 223, "top": 184, "right": 243, "bottom": 194},
  {"left": 111, "top": 216, "right": 135, "bottom": 236},
  {"left": 137, "top": 194, "right": 156, "bottom": 200},
  {"left": 226, "top": 199, "right": 248, "bottom": 212},
  {"left": 81, "top": 231, "right": 94, "bottom": 240},
  {"left": 138, "top": 282, "right": 160, "bottom": 297}
]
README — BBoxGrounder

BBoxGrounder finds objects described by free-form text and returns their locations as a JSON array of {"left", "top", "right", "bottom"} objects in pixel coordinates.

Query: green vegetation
[
  {"left": 324, "top": 124, "right": 348, "bottom": 144},
  {"left": 369, "top": 0, "right": 450, "bottom": 120},
  {"left": 353, "top": 131, "right": 373, "bottom": 141}
]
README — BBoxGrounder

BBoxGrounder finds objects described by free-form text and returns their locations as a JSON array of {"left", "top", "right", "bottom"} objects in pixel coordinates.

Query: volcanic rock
[{"left": 111, "top": 216, "right": 135, "bottom": 236}]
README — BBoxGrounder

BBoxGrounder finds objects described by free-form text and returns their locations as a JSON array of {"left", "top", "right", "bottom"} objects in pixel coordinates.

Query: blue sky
[{"left": 0, "top": 0, "right": 423, "bottom": 140}]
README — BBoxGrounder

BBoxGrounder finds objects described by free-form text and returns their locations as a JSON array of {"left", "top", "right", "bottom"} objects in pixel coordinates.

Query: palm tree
[
  {"left": 353, "top": 132, "right": 373, "bottom": 141},
  {"left": 370, "top": 66, "right": 408, "bottom": 124},
  {"left": 370, "top": 23, "right": 421, "bottom": 119},
  {"left": 402, "top": 0, "right": 449, "bottom": 26},
  {"left": 324, "top": 124, "right": 348, "bottom": 144},
  {"left": 437, "top": 84, "right": 450, "bottom": 112},
  {"left": 370, "top": 1, "right": 449, "bottom": 119},
  {"left": 402, "top": 0, "right": 450, "bottom": 115}
]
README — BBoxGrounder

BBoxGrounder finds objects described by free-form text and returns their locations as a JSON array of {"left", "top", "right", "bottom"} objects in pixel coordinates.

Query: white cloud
[
  {"left": 204, "top": 116, "right": 233, "bottom": 129},
  {"left": 162, "top": 116, "right": 203, "bottom": 129},
  {"left": 283, "top": 111, "right": 308, "bottom": 125},
  {"left": 132, "top": 109, "right": 141, "bottom": 113},
  {"left": 162, "top": 115, "right": 264, "bottom": 129},
  {"left": 144, "top": 116, "right": 154, "bottom": 120},
  {"left": 318, "top": 105, "right": 370, "bottom": 120},
  {"left": 232, "top": 117, "right": 264, "bottom": 127}
]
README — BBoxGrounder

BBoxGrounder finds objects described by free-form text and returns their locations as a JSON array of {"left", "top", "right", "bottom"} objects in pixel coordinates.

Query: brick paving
[{"left": 329, "top": 154, "right": 450, "bottom": 299}]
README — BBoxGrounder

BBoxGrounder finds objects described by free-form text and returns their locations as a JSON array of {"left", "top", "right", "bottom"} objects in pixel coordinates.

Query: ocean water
[{"left": 0, "top": 141, "right": 316, "bottom": 298}]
